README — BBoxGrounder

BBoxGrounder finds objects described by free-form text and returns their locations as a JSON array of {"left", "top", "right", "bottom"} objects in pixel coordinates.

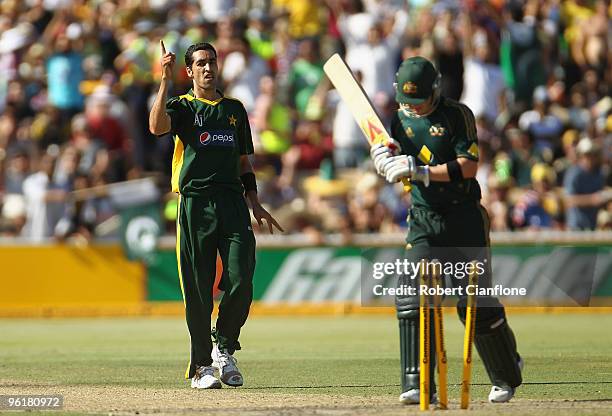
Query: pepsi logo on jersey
[{"left": 198, "top": 130, "right": 235, "bottom": 147}]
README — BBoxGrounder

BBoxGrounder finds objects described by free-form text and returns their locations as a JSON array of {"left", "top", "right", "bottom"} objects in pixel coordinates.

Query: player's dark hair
[{"left": 185, "top": 43, "right": 217, "bottom": 68}]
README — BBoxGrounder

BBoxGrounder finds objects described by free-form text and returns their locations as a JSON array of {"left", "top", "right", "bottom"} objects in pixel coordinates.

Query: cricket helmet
[{"left": 395, "top": 56, "right": 441, "bottom": 105}]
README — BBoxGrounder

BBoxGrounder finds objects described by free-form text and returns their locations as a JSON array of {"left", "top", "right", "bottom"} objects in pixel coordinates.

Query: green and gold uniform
[
  {"left": 166, "top": 89, "right": 256, "bottom": 379},
  {"left": 391, "top": 96, "right": 522, "bottom": 396},
  {"left": 391, "top": 96, "right": 485, "bottom": 247}
]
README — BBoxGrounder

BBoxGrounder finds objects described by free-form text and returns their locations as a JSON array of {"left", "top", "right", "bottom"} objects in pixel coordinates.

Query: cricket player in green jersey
[
  {"left": 149, "top": 41, "right": 283, "bottom": 389},
  {"left": 370, "top": 57, "right": 523, "bottom": 404}
]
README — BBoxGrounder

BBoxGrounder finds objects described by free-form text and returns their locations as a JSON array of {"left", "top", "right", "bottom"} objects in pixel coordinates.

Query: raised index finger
[{"left": 160, "top": 39, "right": 166, "bottom": 55}]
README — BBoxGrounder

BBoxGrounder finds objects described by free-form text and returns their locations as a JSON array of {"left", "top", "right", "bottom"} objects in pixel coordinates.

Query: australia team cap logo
[{"left": 403, "top": 82, "right": 417, "bottom": 94}]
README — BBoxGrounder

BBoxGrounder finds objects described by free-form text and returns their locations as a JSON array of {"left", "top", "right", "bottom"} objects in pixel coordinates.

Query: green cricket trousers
[
  {"left": 396, "top": 202, "right": 522, "bottom": 394},
  {"left": 176, "top": 191, "right": 256, "bottom": 379}
]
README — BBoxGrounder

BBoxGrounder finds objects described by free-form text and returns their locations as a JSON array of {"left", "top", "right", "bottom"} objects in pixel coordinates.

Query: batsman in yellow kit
[{"left": 370, "top": 57, "right": 523, "bottom": 405}]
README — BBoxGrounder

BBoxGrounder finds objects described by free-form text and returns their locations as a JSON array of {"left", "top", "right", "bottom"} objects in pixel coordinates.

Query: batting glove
[
  {"left": 370, "top": 138, "right": 402, "bottom": 176},
  {"left": 384, "top": 155, "right": 430, "bottom": 186}
]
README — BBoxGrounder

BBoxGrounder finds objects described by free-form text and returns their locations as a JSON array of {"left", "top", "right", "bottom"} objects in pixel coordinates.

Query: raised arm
[
  {"left": 385, "top": 8, "right": 409, "bottom": 51},
  {"left": 564, "top": 191, "right": 611, "bottom": 208},
  {"left": 460, "top": 10, "right": 475, "bottom": 58},
  {"left": 149, "top": 40, "right": 175, "bottom": 135}
]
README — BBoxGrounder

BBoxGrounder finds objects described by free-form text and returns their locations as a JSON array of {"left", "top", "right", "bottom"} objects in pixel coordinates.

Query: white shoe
[
  {"left": 191, "top": 366, "right": 221, "bottom": 389},
  {"left": 399, "top": 389, "right": 438, "bottom": 405},
  {"left": 212, "top": 344, "right": 243, "bottom": 387},
  {"left": 488, "top": 385, "right": 515, "bottom": 403},
  {"left": 488, "top": 357, "right": 523, "bottom": 403}
]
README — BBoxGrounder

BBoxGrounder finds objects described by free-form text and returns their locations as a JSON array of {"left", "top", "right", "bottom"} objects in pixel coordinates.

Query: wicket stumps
[
  {"left": 419, "top": 262, "right": 478, "bottom": 410},
  {"left": 419, "top": 263, "right": 447, "bottom": 410},
  {"left": 433, "top": 270, "right": 448, "bottom": 410},
  {"left": 418, "top": 268, "right": 431, "bottom": 410},
  {"left": 461, "top": 269, "right": 479, "bottom": 409}
]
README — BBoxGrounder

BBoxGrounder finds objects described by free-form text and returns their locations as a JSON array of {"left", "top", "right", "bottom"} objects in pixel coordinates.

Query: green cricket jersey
[
  {"left": 165, "top": 89, "right": 254, "bottom": 196},
  {"left": 391, "top": 96, "right": 481, "bottom": 210}
]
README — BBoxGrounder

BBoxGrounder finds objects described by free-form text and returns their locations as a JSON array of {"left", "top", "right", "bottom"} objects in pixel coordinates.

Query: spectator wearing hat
[
  {"left": 563, "top": 138, "right": 611, "bottom": 230},
  {"left": 512, "top": 164, "right": 562, "bottom": 230},
  {"left": 518, "top": 86, "right": 564, "bottom": 153}
]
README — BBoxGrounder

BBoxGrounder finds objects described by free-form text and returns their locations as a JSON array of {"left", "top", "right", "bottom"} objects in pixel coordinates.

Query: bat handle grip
[
  {"left": 401, "top": 178, "right": 412, "bottom": 192},
  {"left": 379, "top": 138, "right": 411, "bottom": 192}
]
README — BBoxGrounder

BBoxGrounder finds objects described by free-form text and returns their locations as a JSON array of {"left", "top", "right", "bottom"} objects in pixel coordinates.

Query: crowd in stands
[{"left": 0, "top": 0, "right": 610, "bottom": 241}]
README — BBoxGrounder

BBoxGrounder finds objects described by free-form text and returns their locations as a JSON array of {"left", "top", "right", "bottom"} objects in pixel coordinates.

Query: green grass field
[{"left": 0, "top": 313, "right": 611, "bottom": 415}]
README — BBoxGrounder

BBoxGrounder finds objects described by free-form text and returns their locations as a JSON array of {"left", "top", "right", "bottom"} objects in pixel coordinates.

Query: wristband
[
  {"left": 416, "top": 165, "right": 430, "bottom": 187},
  {"left": 447, "top": 159, "right": 463, "bottom": 181},
  {"left": 240, "top": 172, "right": 257, "bottom": 193}
]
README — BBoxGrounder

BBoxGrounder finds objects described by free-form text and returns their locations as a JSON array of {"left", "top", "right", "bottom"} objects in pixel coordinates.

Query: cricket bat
[{"left": 323, "top": 53, "right": 411, "bottom": 192}]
